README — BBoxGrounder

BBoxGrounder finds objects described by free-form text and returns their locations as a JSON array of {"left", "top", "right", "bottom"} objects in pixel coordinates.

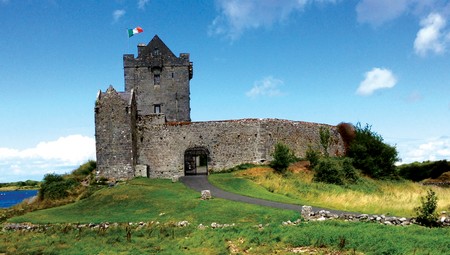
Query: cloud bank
[
  {"left": 396, "top": 136, "right": 450, "bottom": 164},
  {"left": 356, "top": 68, "right": 397, "bottom": 96},
  {"left": 0, "top": 135, "right": 96, "bottom": 182},
  {"left": 246, "top": 76, "right": 284, "bottom": 98}
]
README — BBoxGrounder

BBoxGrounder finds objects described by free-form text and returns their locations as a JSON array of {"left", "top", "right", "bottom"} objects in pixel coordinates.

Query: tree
[
  {"left": 347, "top": 123, "right": 399, "bottom": 179},
  {"left": 415, "top": 189, "right": 440, "bottom": 227},
  {"left": 270, "top": 142, "right": 298, "bottom": 174}
]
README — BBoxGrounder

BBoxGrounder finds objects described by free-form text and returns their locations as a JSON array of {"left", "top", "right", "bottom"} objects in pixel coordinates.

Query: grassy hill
[
  {"left": 209, "top": 166, "right": 450, "bottom": 217},
  {"left": 2, "top": 177, "right": 450, "bottom": 254},
  {"left": 9, "top": 177, "right": 297, "bottom": 224}
]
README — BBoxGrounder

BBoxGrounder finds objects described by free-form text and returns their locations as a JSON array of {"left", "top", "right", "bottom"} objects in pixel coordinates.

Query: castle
[{"left": 95, "top": 35, "right": 345, "bottom": 180}]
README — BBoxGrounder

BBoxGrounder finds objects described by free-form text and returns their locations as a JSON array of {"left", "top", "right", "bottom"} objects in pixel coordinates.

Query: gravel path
[{"left": 180, "top": 175, "right": 355, "bottom": 215}]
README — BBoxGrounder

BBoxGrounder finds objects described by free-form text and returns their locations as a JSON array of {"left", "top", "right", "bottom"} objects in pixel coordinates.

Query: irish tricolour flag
[{"left": 128, "top": 27, "right": 144, "bottom": 38}]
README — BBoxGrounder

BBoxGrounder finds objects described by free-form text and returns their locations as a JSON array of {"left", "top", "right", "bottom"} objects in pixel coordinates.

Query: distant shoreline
[{"left": 0, "top": 186, "right": 39, "bottom": 191}]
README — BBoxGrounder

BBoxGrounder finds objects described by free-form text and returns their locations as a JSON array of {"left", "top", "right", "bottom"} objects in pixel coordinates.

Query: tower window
[
  {"left": 154, "top": 74, "right": 160, "bottom": 85},
  {"left": 153, "top": 47, "right": 160, "bottom": 56},
  {"left": 154, "top": 104, "right": 161, "bottom": 114}
]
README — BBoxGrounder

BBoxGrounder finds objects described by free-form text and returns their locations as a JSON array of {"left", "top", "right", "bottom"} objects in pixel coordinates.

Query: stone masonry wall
[
  {"left": 95, "top": 88, "right": 137, "bottom": 180},
  {"left": 136, "top": 118, "right": 345, "bottom": 178}
]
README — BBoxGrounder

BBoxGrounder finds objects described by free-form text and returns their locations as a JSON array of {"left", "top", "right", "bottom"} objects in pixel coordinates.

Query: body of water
[{"left": 0, "top": 190, "right": 38, "bottom": 208}]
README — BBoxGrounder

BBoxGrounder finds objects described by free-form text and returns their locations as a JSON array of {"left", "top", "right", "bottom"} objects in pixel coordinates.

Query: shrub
[
  {"left": 319, "top": 126, "right": 331, "bottom": 157},
  {"left": 313, "top": 157, "right": 359, "bottom": 185},
  {"left": 342, "top": 158, "right": 359, "bottom": 183},
  {"left": 415, "top": 189, "right": 440, "bottom": 227},
  {"left": 347, "top": 123, "right": 399, "bottom": 179},
  {"left": 39, "top": 174, "right": 78, "bottom": 200},
  {"left": 305, "top": 145, "right": 320, "bottom": 168},
  {"left": 72, "top": 160, "right": 97, "bottom": 177},
  {"left": 270, "top": 142, "right": 298, "bottom": 174},
  {"left": 313, "top": 158, "right": 344, "bottom": 185}
]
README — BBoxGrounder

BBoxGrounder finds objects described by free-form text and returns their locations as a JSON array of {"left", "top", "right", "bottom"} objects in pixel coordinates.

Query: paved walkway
[{"left": 180, "top": 175, "right": 353, "bottom": 215}]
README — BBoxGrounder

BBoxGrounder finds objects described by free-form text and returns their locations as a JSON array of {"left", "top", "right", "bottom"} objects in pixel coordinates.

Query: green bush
[
  {"left": 39, "top": 174, "right": 78, "bottom": 200},
  {"left": 72, "top": 160, "right": 96, "bottom": 177},
  {"left": 305, "top": 145, "right": 320, "bottom": 168},
  {"left": 270, "top": 142, "right": 298, "bottom": 174},
  {"left": 347, "top": 123, "right": 399, "bottom": 179},
  {"left": 398, "top": 160, "right": 450, "bottom": 181},
  {"left": 319, "top": 126, "right": 331, "bottom": 157},
  {"left": 313, "top": 158, "right": 344, "bottom": 185},
  {"left": 415, "top": 189, "right": 440, "bottom": 227},
  {"left": 313, "top": 157, "right": 359, "bottom": 185}
]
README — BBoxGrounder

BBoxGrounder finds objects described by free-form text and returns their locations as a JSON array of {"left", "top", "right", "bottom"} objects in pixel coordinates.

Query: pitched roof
[{"left": 138, "top": 35, "right": 176, "bottom": 58}]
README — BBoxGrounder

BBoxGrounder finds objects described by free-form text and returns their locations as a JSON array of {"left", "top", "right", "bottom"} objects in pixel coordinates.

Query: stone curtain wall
[{"left": 136, "top": 118, "right": 345, "bottom": 178}]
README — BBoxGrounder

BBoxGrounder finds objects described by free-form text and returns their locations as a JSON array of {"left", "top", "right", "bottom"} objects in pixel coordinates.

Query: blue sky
[{"left": 1, "top": 0, "right": 449, "bottom": 182}]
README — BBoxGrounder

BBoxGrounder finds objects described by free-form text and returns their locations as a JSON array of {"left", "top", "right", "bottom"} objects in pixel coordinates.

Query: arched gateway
[{"left": 184, "top": 147, "right": 209, "bottom": 175}]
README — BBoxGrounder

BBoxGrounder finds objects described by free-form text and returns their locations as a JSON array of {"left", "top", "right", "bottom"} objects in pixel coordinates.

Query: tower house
[
  {"left": 123, "top": 35, "right": 193, "bottom": 121},
  {"left": 95, "top": 86, "right": 137, "bottom": 180}
]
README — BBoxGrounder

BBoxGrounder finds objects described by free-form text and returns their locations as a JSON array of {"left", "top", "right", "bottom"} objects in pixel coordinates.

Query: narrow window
[
  {"left": 154, "top": 104, "right": 161, "bottom": 114},
  {"left": 154, "top": 74, "right": 160, "bottom": 85}
]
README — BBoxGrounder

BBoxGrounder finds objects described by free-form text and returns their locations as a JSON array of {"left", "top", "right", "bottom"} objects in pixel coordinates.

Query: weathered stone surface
[
  {"left": 301, "top": 206, "right": 313, "bottom": 220},
  {"left": 201, "top": 190, "right": 211, "bottom": 200},
  {"left": 95, "top": 35, "right": 346, "bottom": 180},
  {"left": 135, "top": 165, "right": 148, "bottom": 178}
]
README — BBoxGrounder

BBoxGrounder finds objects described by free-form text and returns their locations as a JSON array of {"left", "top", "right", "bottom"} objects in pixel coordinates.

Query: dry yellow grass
[{"left": 235, "top": 166, "right": 450, "bottom": 217}]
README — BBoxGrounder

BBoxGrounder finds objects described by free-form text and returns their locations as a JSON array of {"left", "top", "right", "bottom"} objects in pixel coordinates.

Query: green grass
[
  {"left": 9, "top": 177, "right": 298, "bottom": 225},
  {"left": 2, "top": 218, "right": 449, "bottom": 254},
  {"left": 209, "top": 170, "right": 450, "bottom": 217},
  {"left": 2, "top": 177, "right": 450, "bottom": 254},
  {"left": 209, "top": 173, "right": 302, "bottom": 204}
]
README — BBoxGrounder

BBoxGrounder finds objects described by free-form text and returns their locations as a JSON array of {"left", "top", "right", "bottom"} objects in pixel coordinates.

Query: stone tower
[
  {"left": 94, "top": 86, "right": 137, "bottom": 180},
  {"left": 95, "top": 35, "right": 346, "bottom": 181},
  {"left": 123, "top": 35, "right": 193, "bottom": 121}
]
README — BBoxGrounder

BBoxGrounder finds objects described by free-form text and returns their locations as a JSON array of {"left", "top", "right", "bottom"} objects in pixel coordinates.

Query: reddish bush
[{"left": 337, "top": 122, "right": 355, "bottom": 155}]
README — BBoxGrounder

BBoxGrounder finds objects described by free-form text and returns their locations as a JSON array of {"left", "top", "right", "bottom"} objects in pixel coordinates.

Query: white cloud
[
  {"left": 356, "top": 68, "right": 397, "bottom": 96},
  {"left": 246, "top": 76, "right": 284, "bottom": 98},
  {"left": 414, "top": 13, "right": 449, "bottom": 56},
  {"left": 0, "top": 135, "right": 95, "bottom": 182},
  {"left": 138, "top": 0, "right": 150, "bottom": 10},
  {"left": 209, "top": 0, "right": 337, "bottom": 40},
  {"left": 113, "top": 9, "right": 126, "bottom": 23},
  {"left": 397, "top": 136, "right": 450, "bottom": 163},
  {"left": 356, "top": 0, "right": 412, "bottom": 26}
]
